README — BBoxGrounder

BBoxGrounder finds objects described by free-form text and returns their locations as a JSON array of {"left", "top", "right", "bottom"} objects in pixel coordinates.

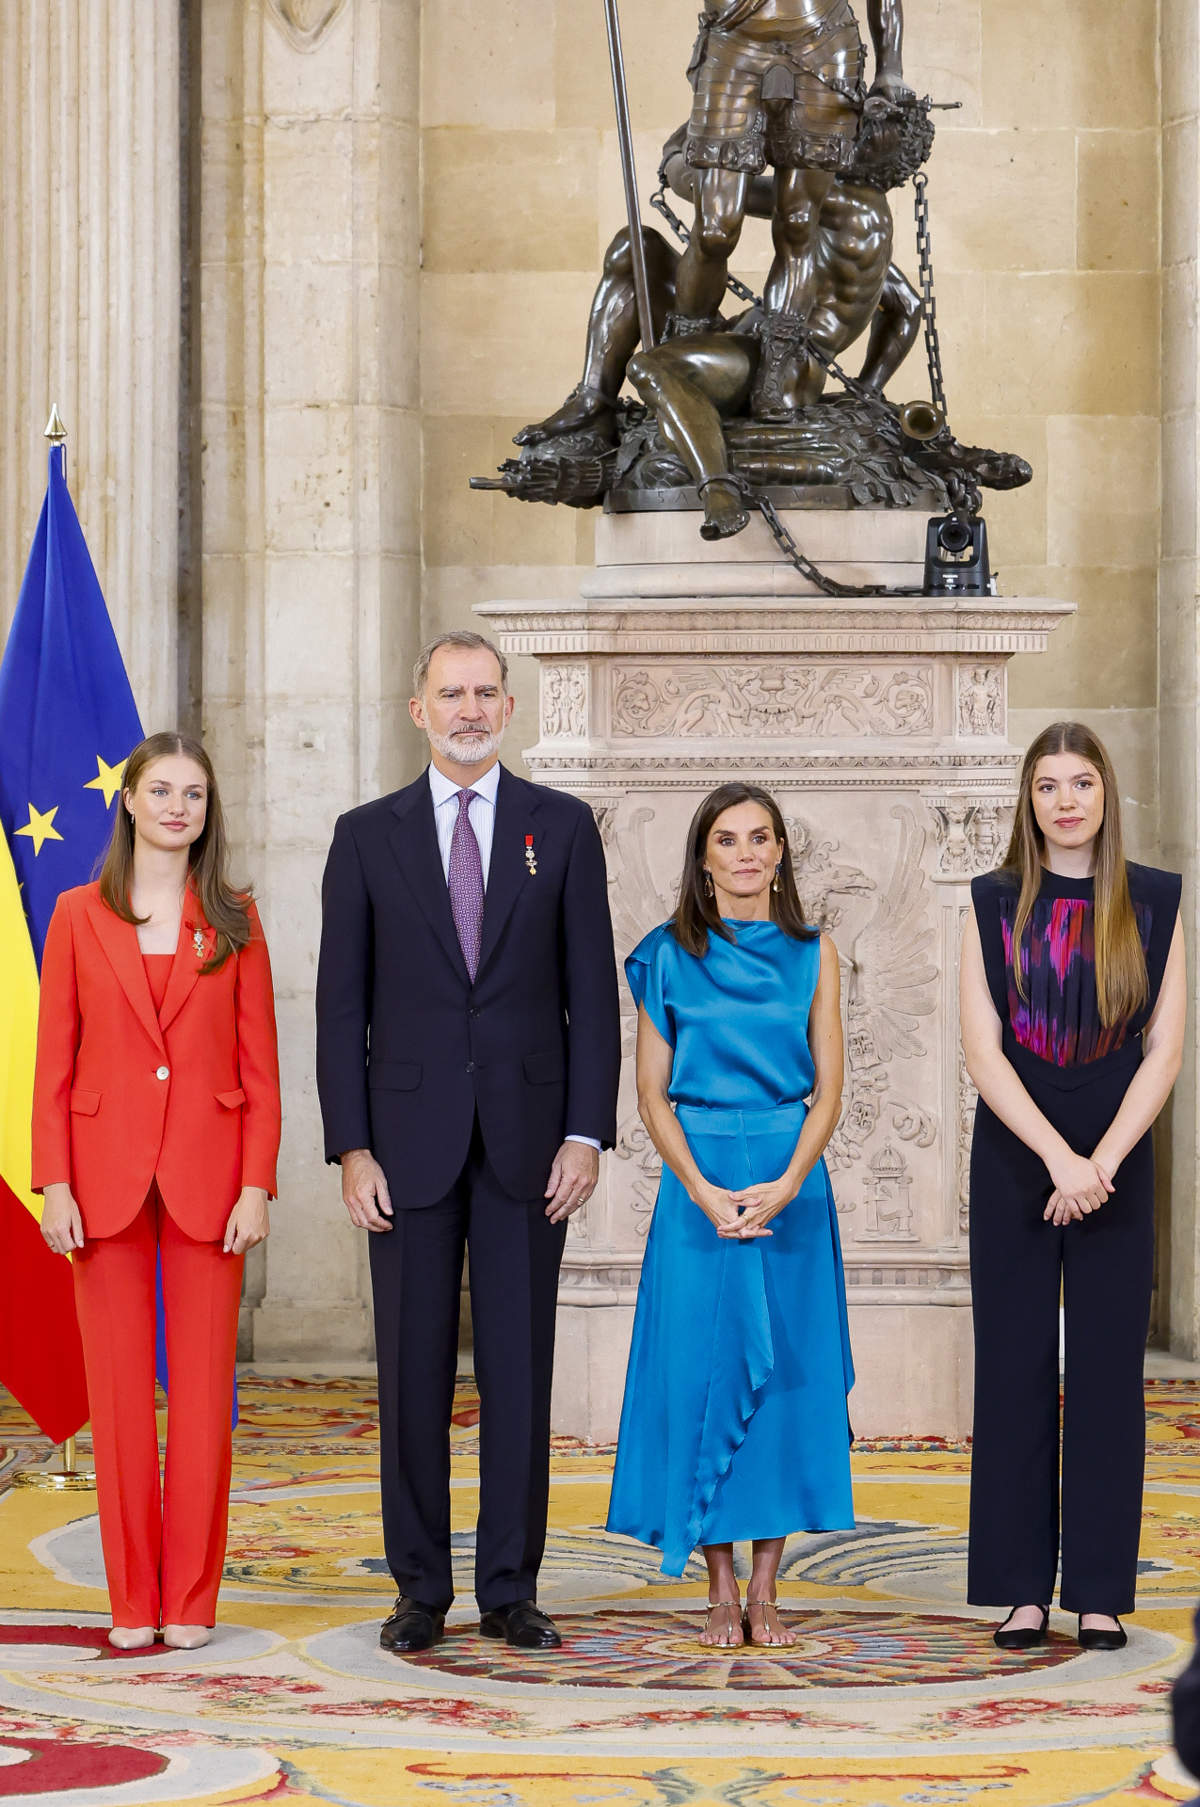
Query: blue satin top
[{"left": 625, "top": 919, "right": 821, "bottom": 1111}]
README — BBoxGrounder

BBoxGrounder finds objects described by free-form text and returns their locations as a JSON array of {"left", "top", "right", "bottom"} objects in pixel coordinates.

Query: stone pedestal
[{"left": 480, "top": 508, "right": 1073, "bottom": 1440}]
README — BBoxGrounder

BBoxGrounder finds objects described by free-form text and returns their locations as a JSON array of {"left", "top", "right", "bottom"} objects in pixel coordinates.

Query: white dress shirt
[
  {"left": 429, "top": 759, "right": 500, "bottom": 884},
  {"left": 426, "top": 763, "right": 598, "bottom": 1154}
]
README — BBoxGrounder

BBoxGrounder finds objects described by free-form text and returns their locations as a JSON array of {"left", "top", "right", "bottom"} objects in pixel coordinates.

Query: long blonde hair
[
  {"left": 1003, "top": 721, "right": 1146, "bottom": 1026},
  {"left": 98, "top": 732, "right": 252, "bottom": 973}
]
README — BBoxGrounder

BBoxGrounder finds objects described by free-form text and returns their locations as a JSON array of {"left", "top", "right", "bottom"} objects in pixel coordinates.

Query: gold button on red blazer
[{"left": 31, "top": 882, "right": 281, "bottom": 1241}]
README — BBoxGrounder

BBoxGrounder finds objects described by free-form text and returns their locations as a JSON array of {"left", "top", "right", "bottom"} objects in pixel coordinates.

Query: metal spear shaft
[{"left": 601, "top": 0, "right": 656, "bottom": 351}]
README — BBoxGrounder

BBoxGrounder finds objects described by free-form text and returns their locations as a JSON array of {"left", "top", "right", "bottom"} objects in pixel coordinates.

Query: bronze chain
[{"left": 646, "top": 165, "right": 952, "bottom": 595}]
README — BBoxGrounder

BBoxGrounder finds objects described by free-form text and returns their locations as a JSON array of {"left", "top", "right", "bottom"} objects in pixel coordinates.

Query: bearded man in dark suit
[{"left": 316, "top": 630, "right": 620, "bottom": 1654}]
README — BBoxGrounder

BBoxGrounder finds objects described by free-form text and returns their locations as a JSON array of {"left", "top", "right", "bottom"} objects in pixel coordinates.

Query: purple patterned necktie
[{"left": 448, "top": 788, "right": 484, "bottom": 979}]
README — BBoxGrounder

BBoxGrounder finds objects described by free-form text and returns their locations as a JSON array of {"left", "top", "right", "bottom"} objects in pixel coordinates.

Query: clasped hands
[
  {"left": 1043, "top": 1148, "right": 1115, "bottom": 1226},
  {"left": 694, "top": 1172, "right": 799, "bottom": 1240}
]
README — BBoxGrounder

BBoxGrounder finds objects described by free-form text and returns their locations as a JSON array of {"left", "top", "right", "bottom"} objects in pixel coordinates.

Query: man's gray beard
[{"left": 427, "top": 724, "right": 505, "bottom": 767}]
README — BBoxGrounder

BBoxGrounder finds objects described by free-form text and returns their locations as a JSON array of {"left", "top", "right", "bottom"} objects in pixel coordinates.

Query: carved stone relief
[
  {"left": 611, "top": 664, "right": 934, "bottom": 739},
  {"left": 827, "top": 805, "right": 939, "bottom": 1180},
  {"left": 927, "top": 798, "right": 1013, "bottom": 880},
  {"left": 957, "top": 665, "right": 1004, "bottom": 736},
  {"left": 780, "top": 815, "right": 872, "bottom": 931},
  {"left": 542, "top": 664, "right": 587, "bottom": 740},
  {"left": 957, "top": 1052, "right": 977, "bottom": 1237},
  {"left": 266, "top": 0, "right": 349, "bottom": 50},
  {"left": 614, "top": 1114, "right": 662, "bottom": 1237},
  {"left": 861, "top": 1143, "right": 918, "bottom": 1241}
]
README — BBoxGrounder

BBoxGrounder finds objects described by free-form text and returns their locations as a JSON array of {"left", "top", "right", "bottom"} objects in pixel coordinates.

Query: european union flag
[{"left": 0, "top": 445, "right": 143, "bottom": 961}]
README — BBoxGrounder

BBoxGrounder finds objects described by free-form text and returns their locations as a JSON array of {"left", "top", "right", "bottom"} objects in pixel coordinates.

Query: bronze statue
[
  {"left": 516, "top": 124, "right": 921, "bottom": 453},
  {"left": 472, "top": 0, "right": 1031, "bottom": 565},
  {"left": 677, "top": 0, "right": 908, "bottom": 417},
  {"left": 513, "top": 110, "right": 947, "bottom": 537}
]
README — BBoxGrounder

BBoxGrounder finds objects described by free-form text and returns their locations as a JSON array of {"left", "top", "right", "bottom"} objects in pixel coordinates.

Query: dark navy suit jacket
[{"left": 315, "top": 764, "right": 621, "bottom": 1207}]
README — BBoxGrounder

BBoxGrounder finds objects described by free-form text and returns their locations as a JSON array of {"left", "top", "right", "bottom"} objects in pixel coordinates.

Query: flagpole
[
  {"left": 9, "top": 401, "right": 94, "bottom": 1492},
  {"left": 601, "top": 0, "right": 656, "bottom": 352},
  {"left": 44, "top": 403, "right": 67, "bottom": 486}
]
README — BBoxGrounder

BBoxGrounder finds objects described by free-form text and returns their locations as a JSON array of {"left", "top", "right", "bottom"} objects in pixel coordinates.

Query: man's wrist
[{"left": 565, "top": 1134, "right": 601, "bottom": 1152}]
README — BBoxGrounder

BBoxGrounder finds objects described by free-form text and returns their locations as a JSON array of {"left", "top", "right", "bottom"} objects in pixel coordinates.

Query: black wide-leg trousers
[
  {"left": 369, "top": 1118, "right": 568, "bottom": 1613},
  {"left": 967, "top": 1040, "right": 1155, "bottom": 1616}
]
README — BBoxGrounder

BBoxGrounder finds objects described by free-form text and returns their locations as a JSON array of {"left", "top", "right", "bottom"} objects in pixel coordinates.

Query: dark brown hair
[
  {"left": 670, "top": 782, "right": 817, "bottom": 957},
  {"left": 98, "top": 732, "right": 252, "bottom": 973},
  {"left": 1003, "top": 720, "right": 1146, "bottom": 1026}
]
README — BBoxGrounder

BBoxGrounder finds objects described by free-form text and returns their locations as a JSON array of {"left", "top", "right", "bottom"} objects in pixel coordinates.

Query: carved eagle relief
[
  {"left": 827, "top": 805, "right": 939, "bottom": 1179},
  {"left": 847, "top": 804, "right": 939, "bottom": 1070}
]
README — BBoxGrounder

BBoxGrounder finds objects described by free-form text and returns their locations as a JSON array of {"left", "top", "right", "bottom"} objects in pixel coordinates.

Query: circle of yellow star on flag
[
  {"left": 84, "top": 754, "right": 128, "bottom": 808},
  {"left": 14, "top": 803, "right": 64, "bottom": 856}
]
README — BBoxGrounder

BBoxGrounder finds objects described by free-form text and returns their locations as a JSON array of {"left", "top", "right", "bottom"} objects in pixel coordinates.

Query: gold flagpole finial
[{"left": 43, "top": 403, "right": 67, "bottom": 444}]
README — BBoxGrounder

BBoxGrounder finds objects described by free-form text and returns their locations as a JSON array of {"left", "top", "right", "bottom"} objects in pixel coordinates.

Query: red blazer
[{"left": 32, "top": 882, "right": 281, "bottom": 1240}]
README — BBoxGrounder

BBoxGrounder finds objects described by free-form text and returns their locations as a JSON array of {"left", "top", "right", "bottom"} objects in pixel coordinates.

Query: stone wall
[
  {"left": 1160, "top": 0, "right": 1200, "bottom": 1359},
  {"left": 420, "top": 0, "right": 1162, "bottom": 856}
]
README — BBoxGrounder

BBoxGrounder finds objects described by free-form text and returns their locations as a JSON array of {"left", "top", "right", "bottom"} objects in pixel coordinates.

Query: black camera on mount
[{"left": 923, "top": 513, "right": 992, "bottom": 596}]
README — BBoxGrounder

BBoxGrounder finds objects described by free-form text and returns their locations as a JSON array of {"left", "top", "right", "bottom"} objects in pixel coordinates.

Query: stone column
[
  {"left": 481, "top": 509, "right": 1071, "bottom": 1439},
  {"left": 0, "top": 0, "right": 181, "bottom": 727},
  {"left": 198, "top": 0, "right": 422, "bottom": 1359},
  {"left": 1160, "top": 0, "right": 1200, "bottom": 1358}
]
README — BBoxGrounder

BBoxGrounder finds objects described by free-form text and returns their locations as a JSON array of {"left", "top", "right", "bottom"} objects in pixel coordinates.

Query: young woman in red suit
[{"left": 33, "top": 731, "right": 280, "bottom": 1651}]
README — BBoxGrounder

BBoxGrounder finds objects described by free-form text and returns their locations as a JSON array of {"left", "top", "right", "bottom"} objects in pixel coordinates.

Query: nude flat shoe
[
  {"left": 108, "top": 1625, "right": 155, "bottom": 1650},
  {"left": 162, "top": 1623, "right": 211, "bottom": 1649}
]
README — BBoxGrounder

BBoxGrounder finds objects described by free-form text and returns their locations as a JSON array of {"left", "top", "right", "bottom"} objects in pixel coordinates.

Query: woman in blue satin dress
[{"left": 607, "top": 782, "right": 854, "bottom": 1649}]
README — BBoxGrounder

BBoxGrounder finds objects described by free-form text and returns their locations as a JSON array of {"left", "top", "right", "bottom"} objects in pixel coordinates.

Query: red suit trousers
[{"left": 71, "top": 1185, "right": 244, "bottom": 1628}]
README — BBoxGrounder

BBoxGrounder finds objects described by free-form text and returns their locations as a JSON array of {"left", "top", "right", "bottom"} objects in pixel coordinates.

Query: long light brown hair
[
  {"left": 1003, "top": 721, "right": 1146, "bottom": 1026},
  {"left": 670, "top": 782, "right": 817, "bottom": 957},
  {"left": 98, "top": 732, "right": 252, "bottom": 973}
]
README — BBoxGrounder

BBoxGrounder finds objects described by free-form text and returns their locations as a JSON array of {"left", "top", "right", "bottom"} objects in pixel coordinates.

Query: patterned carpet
[{"left": 1, "top": 1375, "right": 1199, "bottom": 1805}]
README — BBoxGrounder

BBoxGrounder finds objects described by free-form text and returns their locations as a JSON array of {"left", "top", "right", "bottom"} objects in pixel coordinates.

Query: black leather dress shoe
[
  {"left": 479, "top": 1599, "right": 562, "bottom": 1649},
  {"left": 992, "top": 1605, "right": 1049, "bottom": 1649},
  {"left": 379, "top": 1595, "right": 445, "bottom": 1654},
  {"left": 1077, "top": 1615, "right": 1126, "bottom": 1651}
]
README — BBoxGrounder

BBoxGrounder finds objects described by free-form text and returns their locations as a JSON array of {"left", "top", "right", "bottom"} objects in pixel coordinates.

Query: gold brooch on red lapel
[
  {"left": 524, "top": 834, "right": 538, "bottom": 877},
  {"left": 192, "top": 927, "right": 206, "bottom": 960}
]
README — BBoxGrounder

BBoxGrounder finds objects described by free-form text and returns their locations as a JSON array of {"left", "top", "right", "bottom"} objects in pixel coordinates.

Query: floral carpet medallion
[{"left": 0, "top": 1375, "right": 1198, "bottom": 1805}]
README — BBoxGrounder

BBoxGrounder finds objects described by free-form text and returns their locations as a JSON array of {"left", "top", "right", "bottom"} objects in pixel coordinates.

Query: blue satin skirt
[{"left": 607, "top": 1102, "right": 855, "bottom": 1575}]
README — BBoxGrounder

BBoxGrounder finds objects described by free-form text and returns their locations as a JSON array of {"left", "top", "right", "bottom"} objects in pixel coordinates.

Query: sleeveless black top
[{"left": 971, "top": 862, "right": 1181, "bottom": 1070}]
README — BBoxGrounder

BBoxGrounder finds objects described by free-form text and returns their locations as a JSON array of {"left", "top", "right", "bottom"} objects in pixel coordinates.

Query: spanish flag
[{"left": 0, "top": 443, "right": 142, "bottom": 1441}]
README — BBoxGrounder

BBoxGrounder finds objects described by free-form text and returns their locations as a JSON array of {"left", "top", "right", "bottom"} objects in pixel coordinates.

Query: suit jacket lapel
[
  {"left": 84, "top": 894, "right": 165, "bottom": 1054},
  {"left": 477, "top": 770, "right": 542, "bottom": 978},
  {"left": 158, "top": 887, "right": 210, "bottom": 1033},
  {"left": 387, "top": 777, "right": 471, "bottom": 982}
]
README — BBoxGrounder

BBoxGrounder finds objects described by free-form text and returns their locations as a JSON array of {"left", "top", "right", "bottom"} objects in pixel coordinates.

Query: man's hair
[
  {"left": 848, "top": 95, "right": 935, "bottom": 192},
  {"left": 412, "top": 631, "right": 508, "bottom": 697}
]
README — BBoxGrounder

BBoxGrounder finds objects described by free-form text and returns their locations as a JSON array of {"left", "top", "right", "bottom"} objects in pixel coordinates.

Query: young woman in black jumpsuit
[{"left": 960, "top": 722, "right": 1185, "bottom": 1650}]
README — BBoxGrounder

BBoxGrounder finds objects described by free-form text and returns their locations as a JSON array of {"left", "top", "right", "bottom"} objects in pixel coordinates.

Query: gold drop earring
[
  {"left": 772, "top": 863, "right": 782, "bottom": 893},
  {"left": 703, "top": 870, "right": 714, "bottom": 899}
]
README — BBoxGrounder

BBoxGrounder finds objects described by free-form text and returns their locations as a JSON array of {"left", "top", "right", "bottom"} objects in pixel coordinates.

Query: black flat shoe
[
  {"left": 380, "top": 1594, "right": 445, "bottom": 1654},
  {"left": 993, "top": 1605, "right": 1049, "bottom": 1649},
  {"left": 479, "top": 1599, "right": 562, "bottom": 1649},
  {"left": 1077, "top": 1615, "right": 1126, "bottom": 1651}
]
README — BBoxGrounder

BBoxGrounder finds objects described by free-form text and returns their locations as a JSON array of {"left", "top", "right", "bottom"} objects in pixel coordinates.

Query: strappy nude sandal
[
  {"left": 743, "top": 1596, "right": 795, "bottom": 1647},
  {"left": 700, "top": 1599, "right": 744, "bottom": 1648}
]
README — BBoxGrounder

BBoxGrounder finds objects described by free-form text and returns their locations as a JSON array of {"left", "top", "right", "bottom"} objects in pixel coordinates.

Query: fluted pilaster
[
  {"left": 199, "top": 0, "right": 423, "bottom": 1360},
  {"left": 0, "top": 0, "right": 180, "bottom": 729}
]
